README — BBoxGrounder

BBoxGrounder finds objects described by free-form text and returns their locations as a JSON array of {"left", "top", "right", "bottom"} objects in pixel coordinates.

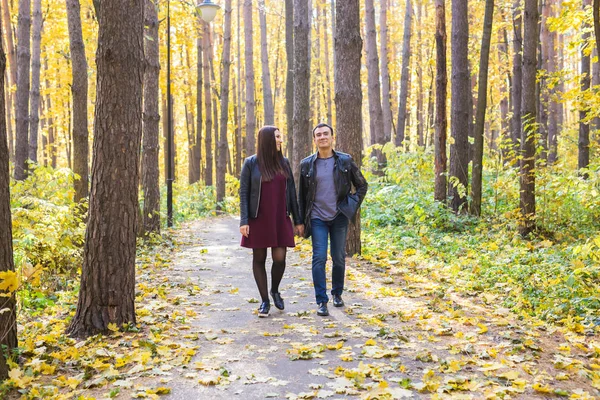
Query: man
[{"left": 298, "top": 123, "right": 368, "bottom": 316}]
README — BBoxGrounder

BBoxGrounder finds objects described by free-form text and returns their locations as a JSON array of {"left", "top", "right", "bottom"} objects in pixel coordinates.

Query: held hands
[
  {"left": 240, "top": 225, "right": 250, "bottom": 238},
  {"left": 295, "top": 224, "right": 305, "bottom": 237}
]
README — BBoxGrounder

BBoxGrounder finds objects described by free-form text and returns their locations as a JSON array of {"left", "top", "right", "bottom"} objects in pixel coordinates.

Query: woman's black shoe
[
  {"left": 258, "top": 301, "right": 270, "bottom": 317},
  {"left": 270, "top": 291, "right": 285, "bottom": 310}
]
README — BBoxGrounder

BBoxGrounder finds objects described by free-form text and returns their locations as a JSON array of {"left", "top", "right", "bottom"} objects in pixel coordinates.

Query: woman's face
[{"left": 275, "top": 130, "right": 283, "bottom": 152}]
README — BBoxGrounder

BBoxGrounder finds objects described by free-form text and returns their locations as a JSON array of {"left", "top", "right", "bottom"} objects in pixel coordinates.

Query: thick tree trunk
[
  {"left": 0, "top": 13, "right": 17, "bottom": 379},
  {"left": 434, "top": 0, "right": 447, "bottom": 203},
  {"left": 142, "top": 0, "right": 160, "bottom": 235},
  {"left": 14, "top": 0, "right": 31, "bottom": 180},
  {"left": 470, "top": 0, "right": 494, "bottom": 216},
  {"left": 28, "top": 0, "right": 41, "bottom": 164},
  {"left": 365, "top": 0, "right": 384, "bottom": 167},
  {"left": 257, "top": 0, "right": 274, "bottom": 125},
  {"left": 322, "top": 5, "right": 333, "bottom": 126},
  {"left": 292, "top": 0, "right": 310, "bottom": 184},
  {"left": 448, "top": 0, "right": 470, "bottom": 213},
  {"left": 579, "top": 0, "right": 591, "bottom": 176},
  {"left": 519, "top": 0, "right": 538, "bottom": 236},
  {"left": 67, "top": 0, "right": 144, "bottom": 338},
  {"left": 66, "top": 0, "right": 89, "bottom": 202},
  {"left": 203, "top": 22, "right": 213, "bottom": 186},
  {"left": 2, "top": 0, "right": 16, "bottom": 161},
  {"left": 334, "top": 0, "right": 362, "bottom": 255},
  {"left": 285, "top": 0, "right": 294, "bottom": 161},
  {"left": 511, "top": 0, "right": 523, "bottom": 162},
  {"left": 243, "top": 0, "right": 256, "bottom": 156},
  {"left": 217, "top": 0, "right": 232, "bottom": 207},
  {"left": 396, "top": 0, "right": 412, "bottom": 147},
  {"left": 233, "top": 78, "right": 241, "bottom": 176},
  {"left": 380, "top": 0, "right": 392, "bottom": 143},
  {"left": 237, "top": 0, "right": 244, "bottom": 162}
]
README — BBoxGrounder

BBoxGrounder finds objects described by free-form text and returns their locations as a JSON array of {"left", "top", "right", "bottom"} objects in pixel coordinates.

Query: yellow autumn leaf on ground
[
  {"left": 532, "top": 382, "right": 553, "bottom": 393},
  {"left": 477, "top": 323, "right": 488, "bottom": 334},
  {"left": 365, "top": 339, "right": 376, "bottom": 346}
]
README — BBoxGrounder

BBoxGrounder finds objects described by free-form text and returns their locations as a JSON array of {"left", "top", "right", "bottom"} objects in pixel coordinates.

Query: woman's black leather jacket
[{"left": 239, "top": 155, "right": 301, "bottom": 226}]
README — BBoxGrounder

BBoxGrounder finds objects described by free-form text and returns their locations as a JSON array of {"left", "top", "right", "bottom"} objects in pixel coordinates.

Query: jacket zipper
[{"left": 255, "top": 177, "right": 262, "bottom": 218}]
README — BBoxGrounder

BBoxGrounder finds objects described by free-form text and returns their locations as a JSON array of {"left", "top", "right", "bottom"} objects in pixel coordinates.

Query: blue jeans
[{"left": 311, "top": 213, "right": 349, "bottom": 304}]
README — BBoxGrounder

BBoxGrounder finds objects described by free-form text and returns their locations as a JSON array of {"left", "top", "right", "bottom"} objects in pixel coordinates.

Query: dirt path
[{"left": 140, "top": 216, "right": 599, "bottom": 399}]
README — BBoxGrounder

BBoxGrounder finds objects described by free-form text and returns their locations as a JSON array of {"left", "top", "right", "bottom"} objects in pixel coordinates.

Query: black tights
[{"left": 252, "top": 247, "right": 287, "bottom": 303}]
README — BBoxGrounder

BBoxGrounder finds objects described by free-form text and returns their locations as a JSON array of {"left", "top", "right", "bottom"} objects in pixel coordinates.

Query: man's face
[{"left": 313, "top": 126, "right": 333, "bottom": 150}]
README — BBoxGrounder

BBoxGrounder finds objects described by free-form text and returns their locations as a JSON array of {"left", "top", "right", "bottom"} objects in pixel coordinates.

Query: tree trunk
[
  {"left": 43, "top": 57, "right": 55, "bottom": 168},
  {"left": 285, "top": 0, "right": 294, "bottom": 161},
  {"left": 448, "top": 0, "right": 470, "bottom": 213},
  {"left": 469, "top": 0, "right": 494, "bottom": 216},
  {"left": 511, "top": 0, "right": 523, "bottom": 162},
  {"left": 2, "top": 0, "right": 17, "bottom": 161},
  {"left": 416, "top": 2, "right": 424, "bottom": 147},
  {"left": 292, "top": 0, "right": 310, "bottom": 184},
  {"left": 243, "top": 0, "right": 256, "bottom": 156},
  {"left": 519, "top": 0, "right": 538, "bottom": 236},
  {"left": 142, "top": 0, "right": 160, "bottom": 235},
  {"left": 66, "top": 0, "right": 89, "bottom": 202},
  {"left": 195, "top": 2, "right": 204, "bottom": 182},
  {"left": 547, "top": 13, "right": 558, "bottom": 164},
  {"left": 434, "top": 0, "right": 447, "bottom": 203},
  {"left": 537, "top": 0, "right": 549, "bottom": 163},
  {"left": 28, "top": 0, "right": 41, "bottom": 164},
  {"left": 217, "top": 0, "right": 232, "bottom": 207},
  {"left": 579, "top": 0, "right": 591, "bottom": 176},
  {"left": 323, "top": 4, "right": 333, "bottom": 126},
  {"left": 334, "top": 0, "right": 362, "bottom": 256},
  {"left": 67, "top": 0, "right": 144, "bottom": 338},
  {"left": 233, "top": 77, "right": 241, "bottom": 175},
  {"left": 498, "top": 27, "right": 511, "bottom": 160},
  {"left": 380, "top": 0, "right": 392, "bottom": 143},
  {"left": 0, "top": 12, "right": 17, "bottom": 379},
  {"left": 396, "top": 0, "right": 412, "bottom": 147},
  {"left": 257, "top": 0, "right": 274, "bottom": 125},
  {"left": 595, "top": 0, "right": 600, "bottom": 63},
  {"left": 237, "top": 0, "right": 244, "bottom": 163},
  {"left": 365, "top": 0, "right": 384, "bottom": 167},
  {"left": 203, "top": 22, "right": 213, "bottom": 186},
  {"left": 14, "top": 0, "right": 31, "bottom": 180}
]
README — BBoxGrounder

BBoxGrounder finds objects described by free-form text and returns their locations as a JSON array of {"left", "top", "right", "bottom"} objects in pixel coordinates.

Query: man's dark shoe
[
  {"left": 332, "top": 294, "right": 344, "bottom": 307},
  {"left": 317, "top": 302, "right": 329, "bottom": 316},
  {"left": 271, "top": 291, "right": 285, "bottom": 310},
  {"left": 258, "top": 301, "right": 270, "bottom": 318}
]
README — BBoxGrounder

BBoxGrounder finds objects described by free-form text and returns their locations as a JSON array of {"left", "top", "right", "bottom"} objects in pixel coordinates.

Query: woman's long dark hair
[{"left": 257, "top": 125, "right": 289, "bottom": 182}]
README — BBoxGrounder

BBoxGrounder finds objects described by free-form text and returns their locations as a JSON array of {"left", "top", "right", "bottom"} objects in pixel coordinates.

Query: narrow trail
[{"left": 139, "top": 216, "right": 599, "bottom": 399}]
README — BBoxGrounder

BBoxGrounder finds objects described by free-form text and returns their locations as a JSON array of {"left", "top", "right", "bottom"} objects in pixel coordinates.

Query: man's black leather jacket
[
  {"left": 298, "top": 150, "right": 368, "bottom": 238},
  {"left": 239, "top": 155, "right": 301, "bottom": 227}
]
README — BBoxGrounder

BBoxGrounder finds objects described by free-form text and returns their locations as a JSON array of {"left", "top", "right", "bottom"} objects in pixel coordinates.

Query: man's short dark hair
[{"left": 312, "top": 123, "right": 334, "bottom": 137}]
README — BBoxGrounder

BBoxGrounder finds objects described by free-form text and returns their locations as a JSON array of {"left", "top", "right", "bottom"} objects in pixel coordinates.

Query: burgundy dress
[{"left": 241, "top": 173, "right": 295, "bottom": 249}]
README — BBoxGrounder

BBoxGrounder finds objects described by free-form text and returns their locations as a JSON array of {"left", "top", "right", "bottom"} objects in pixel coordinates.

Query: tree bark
[
  {"left": 66, "top": 0, "right": 89, "bottom": 202},
  {"left": 511, "top": 0, "right": 523, "bottom": 162},
  {"left": 470, "top": 0, "right": 494, "bottom": 216},
  {"left": 43, "top": 57, "right": 55, "bottom": 168},
  {"left": 434, "top": 0, "right": 447, "bottom": 203},
  {"left": 195, "top": 2, "right": 204, "bottom": 181},
  {"left": 217, "top": 0, "right": 232, "bottom": 207},
  {"left": 537, "top": 0, "right": 549, "bottom": 163},
  {"left": 519, "top": 0, "right": 538, "bottom": 236},
  {"left": 14, "top": 0, "right": 31, "bottom": 180},
  {"left": 257, "top": 0, "right": 274, "bottom": 125},
  {"left": 67, "top": 0, "right": 144, "bottom": 338},
  {"left": 416, "top": 2, "right": 424, "bottom": 147},
  {"left": 594, "top": 0, "right": 600, "bottom": 75},
  {"left": 292, "top": 0, "right": 310, "bottom": 184},
  {"left": 28, "top": 0, "right": 41, "bottom": 164},
  {"left": 334, "top": 0, "right": 362, "bottom": 255},
  {"left": 396, "top": 0, "right": 412, "bottom": 147},
  {"left": 2, "top": 0, "right": 17, "bottom": 161},
  {"left": 448, "top": 0, "right": 469, "bottom": 213},
  {"left": 0, "top": 10, "right": 17, "bottom": 378},
  {"left": 243, "top": 0, "right": 256, "bottom": 156},
  {"left": 365, "top": 0, "right": 384, "bottom": 168},
  {"left": 233, "top": 77, "right": 241, "bottom": 176},
  {"left": 498, "top": 27, "right": 511, "bottom": 160},
  {"left": 322, "top": 5, "right": 332, "bottom": 126},
  {"left": 203, "top": 22, "right": 213, "bottom": 186},
  {"left": 579, "top": 0, "right": 591, "bottom": 176},
  {"left": 142, "top": 0, "right": 160, "bottom": 235},
  {"left": 380, "top": 0, "right": 392, "bottom": 143},
  {"left": 285, "top": 0, "right": 294, "bottom": 161}
]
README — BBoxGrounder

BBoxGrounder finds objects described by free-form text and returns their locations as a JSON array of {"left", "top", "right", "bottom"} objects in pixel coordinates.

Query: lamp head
[{"left": 198, "top": 0, "right": 220, "bottom": 23}]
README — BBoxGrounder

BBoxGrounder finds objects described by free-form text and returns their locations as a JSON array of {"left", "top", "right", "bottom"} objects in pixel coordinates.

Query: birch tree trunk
[
  {"left": 243, "top": 0, "right": 256, "bottom": 155},
  {"left": 217, "top": 0, "right": 232, "bottom": 207},
  {"left": 434, "top": 0, "right": 447, "bottom": 203},
  {"left": 519, "top": 0, "right": 538, "bottom": 236},
  {"left": 66, "top": 0, "right": 89, "bottom": 202},
  {"left": 142, "top": 0, "right": 160, "bottom": 235},
  {"left": 470, "top": 0, "right": 494, "bottom": 216},
  {"left": 14, "top": 0, "right": 31, "bottom": 180},
  {"left": 257, "top": 0, "right": 274, "bottom": 125},
  {"left": 67, "top": 0, "right": 144, "bottom": 338},
  {"left": 334, "top": 0, "right": 362, "bottom": 255},
  {"left": 396, "top": 0, "right": 412, "bottom": 147}
]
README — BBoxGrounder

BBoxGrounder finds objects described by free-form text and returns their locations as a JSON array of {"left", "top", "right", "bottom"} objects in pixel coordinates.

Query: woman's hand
[
  {"left": 240, "top": 225, "right": 250, "bottom": 238},
  {"left": 295, "top": 224, "right": 305, "bottom": 237}
]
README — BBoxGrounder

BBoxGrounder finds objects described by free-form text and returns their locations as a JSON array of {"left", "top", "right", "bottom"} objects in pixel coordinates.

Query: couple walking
[{"left": 239, "top": 123, "right": 368, "bottom": 317}]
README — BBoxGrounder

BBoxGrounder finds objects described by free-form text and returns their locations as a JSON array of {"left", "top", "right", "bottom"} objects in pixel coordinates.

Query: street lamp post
[{"left": 166, "top": 0, "right": 220, "bottom": 227}]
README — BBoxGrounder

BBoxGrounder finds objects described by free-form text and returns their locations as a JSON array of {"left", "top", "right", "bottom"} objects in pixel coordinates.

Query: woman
[{"left": 239, "top": 126, "right": 303, "bottom": 317}]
